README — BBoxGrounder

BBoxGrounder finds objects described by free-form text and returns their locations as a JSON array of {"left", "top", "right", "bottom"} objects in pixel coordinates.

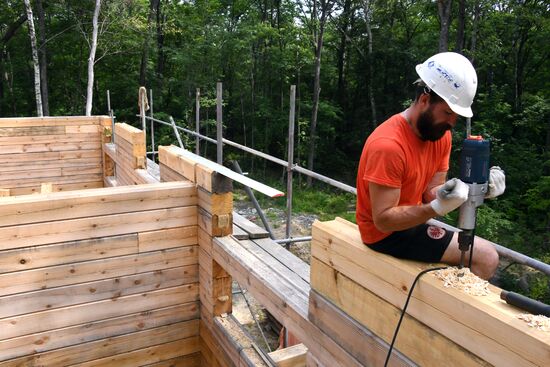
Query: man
[{"left": 356, "top": 52, "right": 505, "bottom": 280}]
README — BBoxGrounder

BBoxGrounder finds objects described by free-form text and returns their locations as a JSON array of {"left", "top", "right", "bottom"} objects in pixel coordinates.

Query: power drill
[{"left": 457, "top": 136, "right": 490, "bottom": 268}]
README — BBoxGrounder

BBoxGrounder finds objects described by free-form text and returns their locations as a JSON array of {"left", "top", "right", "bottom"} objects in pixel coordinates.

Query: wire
[{"left": 384, "top": 266, "right": 448, "bottom": 367}]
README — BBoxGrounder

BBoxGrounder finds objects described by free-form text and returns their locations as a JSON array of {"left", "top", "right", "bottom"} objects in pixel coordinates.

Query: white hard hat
[{"left": 415, "top": 52, "right": 478, "bottom": 118}]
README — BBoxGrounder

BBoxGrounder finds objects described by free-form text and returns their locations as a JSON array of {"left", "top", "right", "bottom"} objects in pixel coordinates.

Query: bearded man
[{"left": 356, "top": 52, "right": 505, "bottom": 280}]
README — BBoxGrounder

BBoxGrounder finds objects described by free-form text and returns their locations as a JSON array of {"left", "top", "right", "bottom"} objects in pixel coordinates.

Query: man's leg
[{"left": 440, "top": 232, "right": 499, "bottom": 280}]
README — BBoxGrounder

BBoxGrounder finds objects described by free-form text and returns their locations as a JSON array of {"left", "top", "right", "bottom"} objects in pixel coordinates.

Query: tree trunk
[
  {"left": 337, "top": 0, "right": 351, "bottom": 106},
  {"left": 36, "top": 0, "right": 49, "bottom": 116},
  {"left": 139, "top": 0, "right": 160, "bottom": 87},
  {"left": 85, "top": 0, "right": 101, "bottom": 116},
  {"left": 455, "top": 0, "right": 466, "bottom": 54},
  {"left": 470, "top": 1, "right": 481, "bottom": 63},
  {"left": 24, "top": 0, "right": 43, "bottom": 117},
  {"left": 307, "top": 0, "right": 334, "bottom": 186},
  {"left": 437, "top": 0, "right": 452, "bottom": 52},
  {"left": 155, "top": 0, "right": 164, "bottom": 93},
  {"left": 363, "top": 0, "right": 377, "bottom": 128}
]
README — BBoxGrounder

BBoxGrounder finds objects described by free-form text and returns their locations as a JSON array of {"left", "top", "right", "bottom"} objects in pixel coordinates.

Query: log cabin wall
[
  {"left": 0, "top": 182, "right": 201, "bottom": 366},
  {"left": 0, "top": 116, "right": 109, "bottom": 195}
]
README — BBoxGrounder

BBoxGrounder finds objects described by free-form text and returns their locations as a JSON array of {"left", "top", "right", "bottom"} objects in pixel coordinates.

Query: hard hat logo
[{"left": 416, "top": 52, "right": 477, "bottom": 118}]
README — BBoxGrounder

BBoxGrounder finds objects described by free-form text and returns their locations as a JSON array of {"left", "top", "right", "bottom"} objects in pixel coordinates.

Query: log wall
[
  {"left": 0, "top": 116, "right": 108, "bottom": 195},
  {"left": 0, "top": 182, "right": 201, "bottom": 366}
]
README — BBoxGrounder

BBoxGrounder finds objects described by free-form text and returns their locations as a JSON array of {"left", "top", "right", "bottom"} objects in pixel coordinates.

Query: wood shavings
[
  {"left": 432, "top": 267, "right": 491, "bottom": 296},
  {"left": 517, "top": 314, "right": 550, "bottom": 332}
]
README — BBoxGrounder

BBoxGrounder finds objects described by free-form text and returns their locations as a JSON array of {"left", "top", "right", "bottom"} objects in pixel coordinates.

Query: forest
[{"left": 1, "top": 0, "right": 549, "bottom": 300}]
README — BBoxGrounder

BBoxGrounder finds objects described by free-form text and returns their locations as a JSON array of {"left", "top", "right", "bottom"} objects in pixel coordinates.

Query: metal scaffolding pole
[
  {"left": 196, "top": 88, "right": 200, "bottom": 155},
  {"left": 217, "top": 82, "right": 223, "bottom": 164},
  {"left": 150, "top": 89, "right": 155, "bottom": 162},
  {"left": 286, "top": 86, "right": 296, "bottom": 247}
]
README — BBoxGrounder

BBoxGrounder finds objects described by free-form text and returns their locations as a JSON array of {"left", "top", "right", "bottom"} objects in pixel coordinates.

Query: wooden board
[
  {"left": 0, "top": 116, "right": 103, "bottom": 127},
  {"left": 233, "top": 212, "right": 270, "bottom": 239},
  {"left": 114, "top": 122, "right": 145, "bottom": 145},
  {"left": 138, "top": 226, "right": 197, "bottom": 252},
  {"left": 253, "top": 238, "right": 310, "bottom": 283},
  {"left": 197, "top": 187, "right": 233, "bottom": 216},
  {"left": 0, "top": 302, "right": 199, "bottom": 361},
  {"left": 198, "top": 207, "right": 232, "bottom": 237},
  {"left": 268, "top": 343, "right": 308, "bottom": 367},
  {"left": 143, "top": 353, "right": 201, "bottom": 367},
  {"left": 311, "top": 219, "right": 549, "bottom": 367},
  {"left": 159, "top": 145, "right": 197, "bottom": 182}
]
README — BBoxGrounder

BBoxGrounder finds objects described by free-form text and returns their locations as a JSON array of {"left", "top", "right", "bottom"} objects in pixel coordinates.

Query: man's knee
[{"left": 473, "top": 242, "right": 499, "bottom": 279}]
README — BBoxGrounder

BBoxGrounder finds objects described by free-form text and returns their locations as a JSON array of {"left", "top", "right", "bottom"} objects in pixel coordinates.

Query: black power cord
[{"left": 383, "top": 266, "right": 449, "bottom": 367}]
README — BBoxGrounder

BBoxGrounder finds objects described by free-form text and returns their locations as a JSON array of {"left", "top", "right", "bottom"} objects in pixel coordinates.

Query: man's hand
[
  {"left": 430, "top": 178, "right": 469, "bottom": 216},
  {"left": 486, "top": 166, "right": 505, "bottom": 199}
]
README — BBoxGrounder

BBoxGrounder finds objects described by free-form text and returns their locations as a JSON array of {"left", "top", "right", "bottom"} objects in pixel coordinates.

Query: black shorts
[{"left": 368, "top": 223, "right": 455, "bottom": 263}]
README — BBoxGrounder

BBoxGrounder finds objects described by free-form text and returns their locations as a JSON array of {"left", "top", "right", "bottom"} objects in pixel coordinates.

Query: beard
[{"left": 416, "top": 109, "right": 451, "bottom": 141}]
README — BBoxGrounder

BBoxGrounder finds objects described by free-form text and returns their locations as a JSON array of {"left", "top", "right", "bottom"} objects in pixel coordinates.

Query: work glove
[
  {"left": 430, "top": 178, "right": 469, "bottom": 216},
  {"left": 485, "top": 166, "right": 505, "bottom": 199}
]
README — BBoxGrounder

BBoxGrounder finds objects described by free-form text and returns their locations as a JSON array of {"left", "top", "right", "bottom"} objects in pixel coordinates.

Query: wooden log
[
  {"left": 232, "top": 224, "right": 249, "bottom": 240},
  {"left": 0, "top": 266, "right": 198, "bottom": 319},
  {"left": 0, "top": 246, "right": 197, "bottom": 297},
  {"left": 200, "top": 319, "right": 235, "bottom": 367},
  {"left": 0, "top": 116, "right": 103, "bottom": 127},
  {"left": 198, "top": 249, "right": 233, "bottom": 317},
  {"left": 114, "top": 123, "right": 145, "bottom": 146},
  {"left": 159, "top": 145, "right": 196, "bottom": 182},
  {"left": 2, "top": 323, "right": 199, "bottom": 366},
  {"left": 213, "top": 314, "right": 270, "bottom": 367},
  {"left": 0, "top": 173, "right": 103, "bottom": 189},
  {"left": 0, "top": 284, "right": 199, "bottom": 340},
  {"left": 159, "top": 162, "right": 186, "bottom": 182},
  {"left": 195, "top": 162, "right": 233, "bottom": 194},
  {"left": 103, "top": 151, "right": 115, "bottom": 177},
  {"left": 0, "top": 133, "right": 100, "bottom": 145},
  {"left": 0, "top": 125, "right": 64, "bottom": 137},
  {"left": 233, "top": 212, "right": 269, "bottom": 239},
  {"left": 0, "top": 181, "right": 196, "bottom": 227},
  {"left": 312, "top": 219, "right": 548, "bottom": 367},
  {"left": 268, "top": 343, "right": 308, "bottom": 367},
  {"left": 0, "top": 234, "right": 137, "bottom": 273},
  {"left": 309, "top": 260, "right": 485, "bottom": 367},
  {"left": 0, "top": 140, "right": 101, "bottom": 155},
  {"left": 198, "top": 207, "right": 232, "bottom": 237},
  {"left": 65, "top": 124, "right": 101, "bottom": 134},
  {"left": 138, "top": 226, "right": 198, "bottom": 252},
  {"left": 116, "top": 134, "right": 146, "bottom": 162},
  {"left": 0, "top": 157, "right": 103, "bottom": 172},
  {"left": 212, "top": 236, "right": 364, "bottom": 367},
  {"left": 0, "top": 302, "right": 199, "bottom": 361},
  {"left": 0, "top": 189, "right": 9, "bottom": 197},
  {"left": 197, "top": 187, "right": 233, "bottom": 216},
  {"left": 0, "top": 149, "right": 101, "bottom": 163},
  {"left": 7, "top": 181, "right": 104, "bottom": 196},
  {"left": 143, "top": 353, "right": 201, "bottom": 367}
]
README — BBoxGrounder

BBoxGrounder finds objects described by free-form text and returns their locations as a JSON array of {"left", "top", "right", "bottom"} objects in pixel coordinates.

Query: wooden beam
[
  {"left": 311, "top": 219, "right": 549, "bottom": 367},
  {"left": 233, "top": 212, "right": 269, "bottom": 239},
  {"left": 268, "top": 343, "right": 308, "bottom": 367}
]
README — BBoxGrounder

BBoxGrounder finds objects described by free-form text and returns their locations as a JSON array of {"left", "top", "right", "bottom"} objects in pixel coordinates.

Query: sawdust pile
[
  {"left": 432, "top": 267, "right": 491, "bottom": 296},
  {"left": 517, "top": 314, "right": 550, "bottom": 332}
]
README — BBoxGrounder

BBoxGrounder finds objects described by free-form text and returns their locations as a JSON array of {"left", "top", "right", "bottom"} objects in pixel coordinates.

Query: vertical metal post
[
  {"left": 107, "top": 90, "right": 114, "bottom": 143},
  {"left": 286, "top": 85, "right": 296, "bottom": 247},
  {"left": 196, "top": 88, "right": 200, "bottom": 155},
  {"left": 466, "top": 117, "right": 471, "bottom": 137},
  {"left": 217, "top": 82, "right": 223, "bottom": 164},
  {"left": 169, "top": 116, "right": 184, "bottom": 148},
  {"left": 150, "top": 89, "right": 155, "bottom": 162}
]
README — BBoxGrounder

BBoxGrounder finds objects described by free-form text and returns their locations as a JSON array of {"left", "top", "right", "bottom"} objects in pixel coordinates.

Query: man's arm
[
  {"left": 369, "top": 182, "right": 437, "bottom": 233},
  {"left": 422, "top": 171, "right": 447, "bottom": 203}
]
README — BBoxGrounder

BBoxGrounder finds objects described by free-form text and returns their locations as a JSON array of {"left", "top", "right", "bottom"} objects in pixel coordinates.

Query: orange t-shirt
[{"left": 356, "top": 114, "right": 451, "bottom": 244}]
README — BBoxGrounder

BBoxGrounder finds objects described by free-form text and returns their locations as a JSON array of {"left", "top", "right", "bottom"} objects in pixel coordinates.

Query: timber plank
[
  {"left": 0, "top": 157, "right": 101, "bottom": 173},
  {"left": 231, "top": 225, "right": 249, "bottom": 240},
  {"left": 0, "top": 246, "right": 197, "bottom": 296},
  {"left": 0, "top": 284, "right": 199, "bottom": 340},
  {"left": 233, "top": 212, "right": 269, "bottom": 239},
  {"left": 0, "top": 149, "right": 101, "bottom": 164},
  {"left": 0, "top": 265, "right": 198, "bottom": 319},
  {"left": 0, "top": 302, "right": 199, "bottom": 361},
  {"left": 198, "top": 208, "right": 232, "bottom": 237},
  {"left": 200, "top": 319, "right": 235, "bottom": 367},
  {"left": 312, "top": 220, "right": 548, "bottom": 367},
  {"left": 0, "top": 233, "right": 138, "bottom": 273},
  {"left": 159, "top": 163, "right": 186, "bottom": 182},
  {"left": 0, "top": 173, "right": 103, "bottom": 189},
  {"left": 0, "top": 133, "right": 100, "bottom": 145},
  {"left": 6, "top": 181, "right": 104, "bottom": 196},
  {"left": 138, "top": 226, "right": 198, "bottom": 252},
  {"left": 2, "top": 322, "right": 199, "bottom": 367},
  {"left": 73, "top": 336, "right": 200, "bottom": 367},
  {"left": 253, "top": 238, "right": 310, "bottom": 283},
  {"left": 0, "top": 206, "right": 197, "bottom": 250},
  {"left": 65, "top": 125, "right": 101, "bottom": 134},
  {"left": 159, "top": 145, "right": 196, "bottom": 182},
  {"left": 212, "top": 236, "right": 364, "bottom": 367},
  {"left": 116, "top": 135, "right": 146, "bottom": 161}
]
